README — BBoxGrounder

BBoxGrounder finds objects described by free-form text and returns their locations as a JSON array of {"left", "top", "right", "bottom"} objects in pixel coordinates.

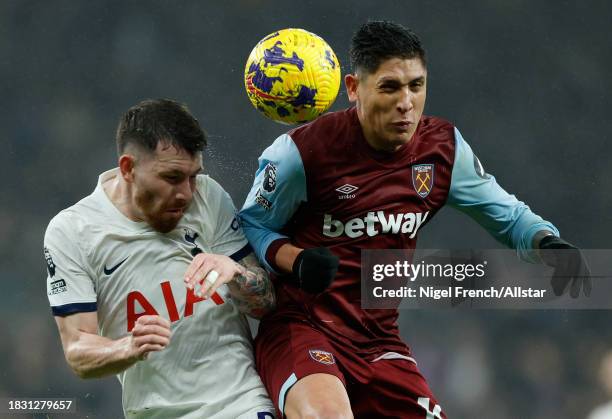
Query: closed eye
[
  {"left": 409, "top": 77, "right": 426, "bottom": 92},
  {"left": 378, "top": 82, "right": 401, "bottom": 93},
  {"left": 164, "top": 174, "right": 183, "bottom": 183}
]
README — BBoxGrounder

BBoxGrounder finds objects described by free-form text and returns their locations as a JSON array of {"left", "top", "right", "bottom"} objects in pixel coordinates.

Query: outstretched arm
[
  {"left": 448, "top": 127, "right": 590, "bottom": 297},
  {"left": 447, "top": 127, "right": 559, "bottom": 262}
]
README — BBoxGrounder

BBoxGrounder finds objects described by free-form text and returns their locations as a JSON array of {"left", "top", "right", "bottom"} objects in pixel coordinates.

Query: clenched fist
[{"left": 129, "top": 315, "right": 172, "bottom": 360}]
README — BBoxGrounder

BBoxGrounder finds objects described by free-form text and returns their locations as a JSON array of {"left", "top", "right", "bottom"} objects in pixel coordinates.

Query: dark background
[{"left": 1, "top": 1, "right": 610, "bottom": 418}]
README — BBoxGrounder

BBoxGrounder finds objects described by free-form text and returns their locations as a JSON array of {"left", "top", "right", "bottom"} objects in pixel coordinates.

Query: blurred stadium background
[{"left": 1, "top": 1, "right": 611, "bottom": 418}]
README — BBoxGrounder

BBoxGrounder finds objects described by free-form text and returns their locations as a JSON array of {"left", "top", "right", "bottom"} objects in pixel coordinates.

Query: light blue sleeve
[
  {"left": 239, "top": 133, "right": 307, "bottom": 272},
  {"left": 448, "top": 127, "right": 559, "bottom": 262}
]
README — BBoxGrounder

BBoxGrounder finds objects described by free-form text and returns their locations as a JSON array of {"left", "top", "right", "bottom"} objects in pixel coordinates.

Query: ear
[
  {"left": 118, "top": 154, "right": 136, "bottom": 183},
  {"left": 344, "top": 73, "right": 359, "bottom": 103}
]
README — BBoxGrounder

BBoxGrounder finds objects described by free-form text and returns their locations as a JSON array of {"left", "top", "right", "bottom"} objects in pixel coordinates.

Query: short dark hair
[
  {"left": 349, "top": 21, "right": 426, "bottom": 75},
  {"left": 116, "top": 99, "right": 207, "bottom": 156}
]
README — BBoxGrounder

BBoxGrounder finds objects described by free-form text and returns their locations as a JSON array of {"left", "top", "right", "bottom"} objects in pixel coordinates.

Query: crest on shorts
[
  {"left": 309, "top": 349, "right": 335, "bottom": 365},
  {"left": 412, "top": 164, "right": 434, "bottom": 198}
]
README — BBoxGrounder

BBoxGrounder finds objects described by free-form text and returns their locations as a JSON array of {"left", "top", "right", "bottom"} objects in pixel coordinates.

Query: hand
[
  {"left": 292, "top": 247, "right": 339, "bottom": 294},
  {"left": 129, "top": 315, "right": 172, "bottom": 361},
  {"left": 184, "top": 251, "right": 245, "bottom": 299},
  {"left": 539, "top": 235, "right": 591, "bottom": 298}
]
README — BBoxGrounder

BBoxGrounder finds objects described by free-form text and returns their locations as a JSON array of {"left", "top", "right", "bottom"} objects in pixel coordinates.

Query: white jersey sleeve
[
  {"left": 44, "top": 212, "right": 97, "bottom": 316},
  {"left": 204, "top": 177, "right": 251, "bottom": 261}
]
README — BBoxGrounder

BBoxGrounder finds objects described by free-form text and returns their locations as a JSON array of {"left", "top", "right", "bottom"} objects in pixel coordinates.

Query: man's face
[
  {"left": 128, "top": 143, "right": 202, "bottom": 233},
  {"left": 346, "top": 57, "right": 427, "bottom": 152}
]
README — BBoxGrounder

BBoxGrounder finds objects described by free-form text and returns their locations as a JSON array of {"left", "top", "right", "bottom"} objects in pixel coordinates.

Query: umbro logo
[
  {"left": 335, "top": 184, "right": 358, "bottom": 200},
  {"left": 104, "top": 257, "right": 129, "bottom": 275}
]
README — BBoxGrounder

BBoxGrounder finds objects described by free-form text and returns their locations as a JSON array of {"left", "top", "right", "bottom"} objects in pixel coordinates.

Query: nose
[
  {"left": 396, "top": 87, "right": 414, "bottom": 114},
  {"left": 175, "top": 178, "right": 194, "bottom": 203}
]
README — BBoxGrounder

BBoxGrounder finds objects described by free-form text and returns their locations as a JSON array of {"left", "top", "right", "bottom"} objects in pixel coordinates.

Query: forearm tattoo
[{"left": 228, "top": 254, "right": 276, "bottom": 319}]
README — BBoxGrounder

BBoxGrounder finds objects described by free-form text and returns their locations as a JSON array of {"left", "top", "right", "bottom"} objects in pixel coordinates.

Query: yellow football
[{"left": 244, "top": 28, "right": 341, "bottom": 125}]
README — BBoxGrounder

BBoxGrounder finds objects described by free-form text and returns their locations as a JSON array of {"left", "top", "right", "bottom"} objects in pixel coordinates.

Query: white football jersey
[{"left": 44, "top": 168, "right": 275, "bottom": 419}]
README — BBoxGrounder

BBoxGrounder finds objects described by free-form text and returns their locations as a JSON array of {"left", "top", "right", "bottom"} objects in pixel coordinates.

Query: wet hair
[
  {"left": 349, "top": 21, "right": 427, "bottom": 75},
  {"left": 116, "top": 99, "right": 207, "bottom": 156}
]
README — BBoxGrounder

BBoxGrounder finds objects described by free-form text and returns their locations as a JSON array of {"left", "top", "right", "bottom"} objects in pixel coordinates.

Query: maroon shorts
[{"left": 255, "top": 318, "right": 446, "bottom": 418}]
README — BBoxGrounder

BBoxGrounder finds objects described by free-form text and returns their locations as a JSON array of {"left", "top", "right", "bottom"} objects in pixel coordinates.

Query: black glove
[
  {"left": 292, "top": 247, "right": 339, "bottom": 294},
  {"left": 539, "top": 235, "right": 591, "bottom": 298}
]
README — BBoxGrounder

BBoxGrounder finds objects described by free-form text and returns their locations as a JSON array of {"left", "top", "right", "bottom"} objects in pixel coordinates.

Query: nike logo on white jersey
[
  {"left": 323, "top": 211, "right": 429, "bottom": 239},
  {"left": 104, "top": 257, "right": 129, "bottom": 275}
]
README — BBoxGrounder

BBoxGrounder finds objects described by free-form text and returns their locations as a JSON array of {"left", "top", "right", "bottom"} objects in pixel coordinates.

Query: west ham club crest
[
  {"left": 412, "top": 164, "right": 434, "bottom": 198},
  {"left": 309, "top": 349, "right": 335, "bottom": 365}
]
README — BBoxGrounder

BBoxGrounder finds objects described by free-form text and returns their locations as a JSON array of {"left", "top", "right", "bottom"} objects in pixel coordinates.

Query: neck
[
  {"left": 103, "top": 172, "right": 142, "bottom": 221},
  {"left": 363, "top": 128, "right": 404, "bottom": 153}
]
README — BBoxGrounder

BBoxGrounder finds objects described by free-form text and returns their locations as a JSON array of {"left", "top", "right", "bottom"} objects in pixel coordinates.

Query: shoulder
[
  {"left": 415, "top": 116, "right": 457, "bottom": 165},
  {"left": 45, "top": 193, "right": 98, "bottom": 241},
  {"left": 282, "top": 108, "right": 355, "bottom": 168},
  {"left": 259, "top": 134, "right": 306, "bottom": 178},
  {"left": 46, "top": 208, "right": 78, "bottom": 240},
  {"left": 589, "top": 401, "right": 612, "bottom": 419},
  {"left": 288, "top": 107, "right": 354, "bottom": 147},
  {"left": 194, "top": 174, "right": 234, "bottom": 209},
  {"left": 44, "top": 203, "right": 93, "bottom": 266},
  {"left": 195, "top": 173, "right": 220, "bottom": 197},
  {"left": 417, "top": 115, "right": 456, "bottom": 139},
  {"left": 412, "top": 115, "right": 457, "bottom": 166}
]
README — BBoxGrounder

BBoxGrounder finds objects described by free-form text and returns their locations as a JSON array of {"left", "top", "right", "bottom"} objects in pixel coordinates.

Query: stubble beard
[{"left": 134, "top": 189, "right": 183, "bottom": 233}]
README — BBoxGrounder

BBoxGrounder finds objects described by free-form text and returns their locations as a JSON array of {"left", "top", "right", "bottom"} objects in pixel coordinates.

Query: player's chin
[
  {"left": 150, "top": 213, "right": 183, "bottom": 233},
  {"left": 385, "top": 132, "right": 412, "bottom": 149}
]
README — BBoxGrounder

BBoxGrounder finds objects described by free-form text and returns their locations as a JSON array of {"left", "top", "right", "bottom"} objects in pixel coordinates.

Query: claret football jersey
[{"left": 240, "top": 107, "right": 558, "bottom": 357}]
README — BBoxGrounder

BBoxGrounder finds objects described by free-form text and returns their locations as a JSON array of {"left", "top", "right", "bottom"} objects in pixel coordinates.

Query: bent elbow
[
  {"left": 64, "top": 349, "right": 96, "bottom": 380},
  {"left": 250, "top": 296, "right": 277, "bottom": 320},
  {"left": 242, "top": 296, "right": 276, "bottom": 320},
  {"left": 67, "top": 361, "right": 93, "bottom": 379},
  {"left": 73, "top": 367, "right": 94, "bottom": 380}
]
